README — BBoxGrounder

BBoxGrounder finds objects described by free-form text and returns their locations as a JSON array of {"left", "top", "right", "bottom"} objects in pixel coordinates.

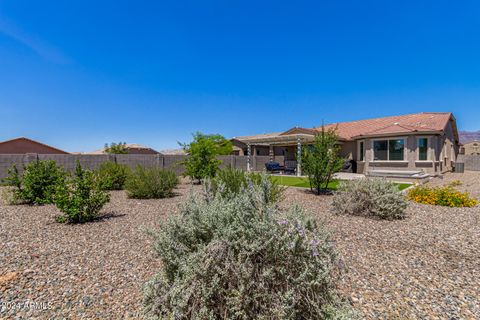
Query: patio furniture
[
  {"left": 284, "top": 160, "right": 297, "bottom": 174},
  {"left": 265, "top": 161, "right": 285, "bottom": 173}
]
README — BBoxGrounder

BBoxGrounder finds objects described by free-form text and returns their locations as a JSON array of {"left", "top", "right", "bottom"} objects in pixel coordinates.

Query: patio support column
[
  {"left": 269, "top": 144, "right": 274, "bottom": 162},
  {"left": 247, "top": 143, "right": 251, "bottom": 172},
  {"left": 296, "top": 137, "right": 302, "bottom": 176}
]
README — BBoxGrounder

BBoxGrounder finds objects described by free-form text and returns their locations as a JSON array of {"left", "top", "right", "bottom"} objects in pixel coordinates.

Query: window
[
  {"left": 373, "top": 139, "right": 405, "bottom": 161},
  {"left": 358, "top": 141, "right": 364, "bottom": 161},
  {"left": 418, "top": 138, "right": 428, "bottom": 161}
]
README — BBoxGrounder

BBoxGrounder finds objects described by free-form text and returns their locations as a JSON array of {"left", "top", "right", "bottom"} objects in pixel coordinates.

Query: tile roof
[
  {"left": 319, "top": 112, "right": 453, "bottom": 140},
  {"left": 232, "top": 112, "right": 455, "bottom": 143}
]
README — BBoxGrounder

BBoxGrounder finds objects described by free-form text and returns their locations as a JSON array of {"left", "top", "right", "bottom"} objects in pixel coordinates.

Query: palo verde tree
[
  {"left": 180, "top": 132, "right": 233, "bottom": 183},
  {"left": 104, "top": 142, "right": 128, "bottom": 154},
  {"left": 301, "top": 126, "right": 344, "bottom": 195}
]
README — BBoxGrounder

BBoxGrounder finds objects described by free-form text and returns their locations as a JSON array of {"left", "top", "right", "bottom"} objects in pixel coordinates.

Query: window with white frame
[
  {"left": 373, "top": 138, "right": 405, "bottom": 161},
  {"left": 418, "top": 137, "right": 429, "bottom": 161},
  {"left": 358, "top": 141, "right": 364, "bottom": 161}
]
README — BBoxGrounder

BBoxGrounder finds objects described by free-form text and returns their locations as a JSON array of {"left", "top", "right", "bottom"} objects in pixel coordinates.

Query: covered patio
[{"left": 231, "top": 133, "right": 315, "bottom": 176}]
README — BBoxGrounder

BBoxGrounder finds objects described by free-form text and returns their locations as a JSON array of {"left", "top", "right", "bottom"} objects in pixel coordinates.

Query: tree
[
  {"left": 301, "top": 126, "right": 344, "bottom": 195},
  {"left": 180, "top": 132, "right": 233, "bottom": 183},
  {"left": 104, "top": 142, "right": 128, "bottom": 154}
]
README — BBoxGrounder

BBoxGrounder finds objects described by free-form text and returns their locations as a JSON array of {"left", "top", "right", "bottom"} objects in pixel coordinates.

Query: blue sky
[{"left": 1, "top": 1, "right": 479, "bottom": 152}]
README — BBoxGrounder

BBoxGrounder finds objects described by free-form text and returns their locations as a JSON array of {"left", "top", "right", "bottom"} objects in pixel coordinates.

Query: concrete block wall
[
  {"left": 457, "top": 154, "right": 480, "bottom": 171},
  {"left": 0, "top": 154, "right": 276, "bottom": 179}
]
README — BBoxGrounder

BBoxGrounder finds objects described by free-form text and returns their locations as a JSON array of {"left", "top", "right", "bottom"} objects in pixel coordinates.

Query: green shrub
[
  {"left": 331, "top": 179, "right": 407, "bottom": 220},
  {"left": 3, "top": 160, "right": 66, "bottom": 205},
  {"left": 125, "top": 166, "right": 179, "bottom": 199},
  {"left": 96, "top": 161, "right": 131, "bottom": 190},
  {"left": 144, "top": 179, "right": 354, "bottom": 319},
  {"left": 407, "top": 185, "right": 478, "bottom": 207},
  {"left": 209, "top": 167, "right": 284, "bottom": 204},
  {"left": 180, "top": 132, "right": 233, "bottom": 182},
  {"left": 54, "top": 162, "right": 110, "bottom": 223}
]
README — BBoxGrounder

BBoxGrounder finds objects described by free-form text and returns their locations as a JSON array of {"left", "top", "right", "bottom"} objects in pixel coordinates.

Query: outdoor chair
[{"left": 284, "top": 160, "right": 297, "bottom": 174}]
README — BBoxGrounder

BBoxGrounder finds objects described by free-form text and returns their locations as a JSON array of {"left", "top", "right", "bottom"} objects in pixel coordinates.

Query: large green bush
[
  {"left": 209, "top": 167, "right": 284, "bottom": 204},
  {"left": 54, "top": 162, "right": 110, "bottom": 223},
  {"left": 125, "top": 166, "right": 179, "bottom": 199},
  {"left": 180, "top": 132, "right": 233, "bottom": 183},
  {"left": 3, "top": 160, "right": 66, "bottom": 205},
  {"left": 144, "top": 178, "right": 354, "bottom": 319},
  {"left": 96, "top": 161, "right": 131, "bottom": 190},
  {"left": 331, "top": 179, "right": 407, "bottom": 220}
]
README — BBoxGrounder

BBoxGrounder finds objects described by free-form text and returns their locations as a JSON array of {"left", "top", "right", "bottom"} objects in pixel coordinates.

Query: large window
[
  {"left": 418, "top": 138, "right": 428, "bottom": 161},
  {"left": 373, "top": 139, "right": 405, "bottom": 161}
]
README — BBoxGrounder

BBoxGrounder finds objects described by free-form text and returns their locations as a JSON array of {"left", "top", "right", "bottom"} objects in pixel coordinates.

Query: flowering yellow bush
[{"left": 407, "top": 185, "right": 478, "bottom": 207}]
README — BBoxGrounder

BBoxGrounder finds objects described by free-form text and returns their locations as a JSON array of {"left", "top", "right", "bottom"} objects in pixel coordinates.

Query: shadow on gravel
[{"left": 93, "top": 212, "right": 127, "bottom": 221}]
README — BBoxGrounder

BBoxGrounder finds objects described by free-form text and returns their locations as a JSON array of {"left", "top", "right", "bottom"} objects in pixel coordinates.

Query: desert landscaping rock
[{"left": 1, "top": 178, "right": 479, "bottom": 319}]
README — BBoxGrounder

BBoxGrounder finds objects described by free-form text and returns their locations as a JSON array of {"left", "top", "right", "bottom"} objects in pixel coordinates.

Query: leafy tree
[
  {"left": 104, "top": 142, "right": 128, "bottom": 154},
  {"left": 301, "top": 127, "right": 344, "bottom": 195},
  {"left": 180, "top": 132, "right": 233, "bottom": 182},
  {"left": 54, "top": 161, "right": 110, "bottom": 223}
]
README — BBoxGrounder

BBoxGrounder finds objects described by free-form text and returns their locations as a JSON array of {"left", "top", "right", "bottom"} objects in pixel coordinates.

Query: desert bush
[
  {"left": 125, "top": 166, "right": 179, "bottom": 199},
  {"left": 54, "top": 162, "right": 110, "bottom": 223},
  {"left": 143, "top": 179, "right": 354, "bottom": 319},
  {"left": 301, "top": 127, "right": 345, "bottom": 195},
  {"left": 209, "top": 167, "right": 284, "bottom": 203},
  {"left": 3, "top": 160, "right": 66, "bottom": 205},
  {"left": 331, "top": 179, "right": 407, "bottom": 220},
  {"left": 407, "top": 185, "right": 478, "bottom": 207},
  {"left": 180, "top": 132, "right": 233, "bottom": 183},
  {"left": 96, "top": 161, "right": 131, "bottom": 190}
]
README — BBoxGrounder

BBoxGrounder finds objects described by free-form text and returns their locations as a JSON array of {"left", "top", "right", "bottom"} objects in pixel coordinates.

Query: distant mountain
[{"left": 459, "top": 131, "right": 480, "bottom": 144}]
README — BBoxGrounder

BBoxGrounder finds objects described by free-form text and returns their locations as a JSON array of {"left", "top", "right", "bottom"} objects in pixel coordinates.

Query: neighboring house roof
[
  {"left": 88, "top": 143, "right": 160, "bottom": 154},
  {"left": 160, "top": 148, "right": 186, "bottom": 155},
  {"left": 0, "top": 137, "right": 69, "bottom": 154},
  {"left": 232, "top": 112, "right": 457, "bottom": 144}
]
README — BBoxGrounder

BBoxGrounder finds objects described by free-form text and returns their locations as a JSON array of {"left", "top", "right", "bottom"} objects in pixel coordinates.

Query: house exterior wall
[
  {"left": 0, "top": 139, "right": 68, "bottom": 154},
  {"left": 351, "top": 134, "right": 452, "bottom": 175}
]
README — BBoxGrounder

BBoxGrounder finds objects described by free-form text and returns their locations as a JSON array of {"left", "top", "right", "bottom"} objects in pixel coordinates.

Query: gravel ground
[
  {"left": 1, "top": 178, "right": 479, "bottom": 319},
  {"left": 427, "top": 170, "right": 480, "bottom": 198},
  {"left": 0, "top": 183, "right": 198, "bottom": 319}
]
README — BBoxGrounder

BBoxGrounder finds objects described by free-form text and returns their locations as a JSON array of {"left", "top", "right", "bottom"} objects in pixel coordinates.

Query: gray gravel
[{"left": 1, "top": 180, "right": 479, "bottom": 319}]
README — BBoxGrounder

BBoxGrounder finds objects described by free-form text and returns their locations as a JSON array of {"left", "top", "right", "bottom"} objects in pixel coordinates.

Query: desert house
[
  {"left": 0, "top": 137, "right": 69, "bottom": 154},
  {"left": 462, "top": 141, "right": 480, "bottom": 155},
  {"left": 88, "top": 143, "right": 160, "bottom": 155},
  {"left": 232, "top": 112, "right": 459, "bottom": 178}
]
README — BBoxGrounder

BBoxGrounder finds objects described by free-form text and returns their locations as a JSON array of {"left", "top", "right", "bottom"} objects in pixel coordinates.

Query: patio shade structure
[{"left": 240, "top": 133, "right": 315, "bottom": 176}]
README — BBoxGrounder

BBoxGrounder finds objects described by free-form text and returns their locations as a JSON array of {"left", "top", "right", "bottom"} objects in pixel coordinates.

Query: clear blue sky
[{"left": 1, "top": 1, "right": 479, "bottom": 152}]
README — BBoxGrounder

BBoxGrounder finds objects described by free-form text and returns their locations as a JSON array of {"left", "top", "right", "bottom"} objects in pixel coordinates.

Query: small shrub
[
  {"left": 3, "top": 160, "right": 66, "bottom": 205},
  {"left": 407, "top": 185, "right": 478, "bottom": 207},
  {"left": 96, "top": 161, "right": 131, "bottom": 190},
  {"left": 54, "top": 162, "right": 110, "bottom": 223},
  {"left": 125, "top": 166, "right": 179, "bottom": 199},
  {"left": 144, "top": 179, "right": 354, "bottom": 319},
  {"left": 210, "top": 167, "right": 284, "bottom": 203},
  {"left": 331, "top": 179, "right": 407, "bottom": 220}
]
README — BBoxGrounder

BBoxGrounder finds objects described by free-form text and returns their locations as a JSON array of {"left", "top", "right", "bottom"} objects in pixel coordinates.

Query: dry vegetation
[{"left": 1, "top": 173, "right": 479, "bottom": 319}]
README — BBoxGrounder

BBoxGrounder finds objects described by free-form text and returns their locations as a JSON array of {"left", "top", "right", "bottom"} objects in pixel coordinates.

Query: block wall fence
[{"left": 0, "top": 154, "right": 284, "bottom": 179}]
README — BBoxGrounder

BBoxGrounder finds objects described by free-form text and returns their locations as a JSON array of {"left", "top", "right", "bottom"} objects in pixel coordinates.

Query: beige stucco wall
[{"left": 352, "top": 134, "right": 447, "bottom": 175}]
